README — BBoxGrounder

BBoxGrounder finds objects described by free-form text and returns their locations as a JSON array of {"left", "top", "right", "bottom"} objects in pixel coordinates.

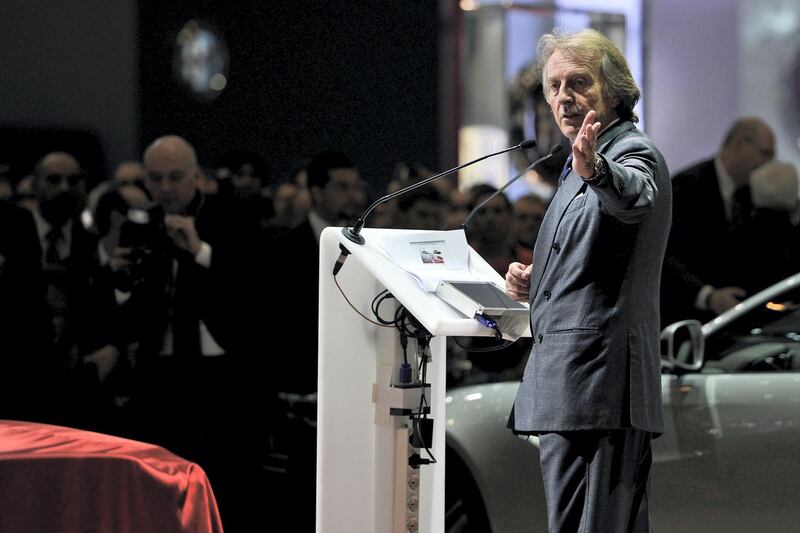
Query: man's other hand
[{"left": 505, "top": 261, "right": 532, "bottom": 302}]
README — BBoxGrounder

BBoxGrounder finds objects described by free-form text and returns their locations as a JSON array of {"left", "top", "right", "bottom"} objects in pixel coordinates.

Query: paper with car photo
[{"left": 377, "top": 229, "right": 486, "bottom": 292}]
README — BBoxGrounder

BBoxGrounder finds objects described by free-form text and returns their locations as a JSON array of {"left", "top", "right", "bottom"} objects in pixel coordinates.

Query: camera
[{"left": 114, "top": 204, "right": 167, "bottom": 291}]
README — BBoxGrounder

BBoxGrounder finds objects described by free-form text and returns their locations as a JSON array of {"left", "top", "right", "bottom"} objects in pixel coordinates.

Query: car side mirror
[{"left": 660, "top": 319, "right": 704, "bottom": 372}]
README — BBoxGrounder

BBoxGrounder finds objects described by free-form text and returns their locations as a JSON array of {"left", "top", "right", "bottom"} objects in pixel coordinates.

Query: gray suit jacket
[{"left": 509, "top": 120, "right": 671, "bottom": 435}]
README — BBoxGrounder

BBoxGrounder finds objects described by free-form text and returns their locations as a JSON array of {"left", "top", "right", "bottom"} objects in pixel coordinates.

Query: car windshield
[{"left": 705, "top": 285, "right": 800, "bottom": 360}]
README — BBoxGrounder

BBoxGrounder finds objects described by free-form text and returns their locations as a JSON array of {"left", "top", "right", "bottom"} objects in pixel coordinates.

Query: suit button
[
  {"left": 543, "top": 289, "right": 551, "bottom": 300},
  {"left": 537, "top": 333, "right": 543, "bottom": 343},
  {"left": 552, "top": 242, "right": 561, "bottom": 252}
]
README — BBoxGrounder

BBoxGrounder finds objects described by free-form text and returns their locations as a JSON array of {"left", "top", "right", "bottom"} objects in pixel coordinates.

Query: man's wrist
[{"left": 581, "top": 154, "right": 607, "bottom": 185}]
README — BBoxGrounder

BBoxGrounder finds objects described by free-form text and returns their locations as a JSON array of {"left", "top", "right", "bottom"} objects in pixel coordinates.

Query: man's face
[
  {"left": 406, "top": 199, "right": 443, "bottom": 230},
  {"left": 471, "top": 195, "right": 512, "bottom": 235},
  {"left": 35, "top": 154, "right": 84, "bottom": 202},
  {"left": 314, "top": 168, "right": 366, "bottom": 226},
  {"left": 513, "top": 197, "right": 547, "bottom": 243},
  {"left": 114, "top": 161, "right": 147, "bottom": 186},
  {"left": 545, "top": 50, "right": 619, "bottom": 141},
  {"left": 144, "top": 152, "right": 198, "bottom": 214},
  {"left": 739, "top": 128, "right": 776, "bottom": 180},
  {"left": 231, "top": 164, "right": 261, "bottom": 197}
]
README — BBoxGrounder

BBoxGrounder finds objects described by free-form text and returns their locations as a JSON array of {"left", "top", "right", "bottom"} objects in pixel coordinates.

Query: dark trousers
[{"left": 538, "top": 428, "right": 653, "bottom": 533}]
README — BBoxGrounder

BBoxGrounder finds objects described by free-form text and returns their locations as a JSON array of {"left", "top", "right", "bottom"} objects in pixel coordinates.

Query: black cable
[
  {"left": 333, "top": 276, "right": 395, "bottom": 328},
  {"left": 370, "top": 289, "right": 398, "bottom": 325},
  {"left": 333, "top": 263, "right": 438, "bottom": 464},
  {"left": 399, "top": 332, "right": 409, "bottom": 366},
  {"left": 413, "top": 346, "right": 437, "bottom": 464},
  {"left": 450, "top": 336, "right": 515, "bottom": 352}
]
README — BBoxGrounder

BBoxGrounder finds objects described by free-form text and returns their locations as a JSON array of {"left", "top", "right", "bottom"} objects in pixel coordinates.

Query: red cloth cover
[{"left": 0, "top": 419, "right": 224, "bottom": 533}]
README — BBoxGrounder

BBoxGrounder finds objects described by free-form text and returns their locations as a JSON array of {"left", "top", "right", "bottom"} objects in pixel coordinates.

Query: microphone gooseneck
[
  {"left": 461, "top": 144, "right": 564, "bottom": 232},
  {"left": 342, "top": 139, "right": 537, "bottom": 245}
]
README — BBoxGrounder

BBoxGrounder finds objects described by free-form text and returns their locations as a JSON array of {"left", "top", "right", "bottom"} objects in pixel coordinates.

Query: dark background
[
  {"left": 140, "top": 1, "right": 440, "bottom": 193},
  {"left": 0, "top": 1, "right": 442, "bottom": 196}
]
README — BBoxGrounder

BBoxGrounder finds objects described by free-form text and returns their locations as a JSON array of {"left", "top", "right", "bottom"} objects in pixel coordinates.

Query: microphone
[
  {"left": 332, "top": 242, "right": 351, "bottom": 276},
  {"left": 460, "top": 144, "right": 564, "bottom": 231},
  {"left": 341, "top": 139, "right": 537, "bottom": 245}
]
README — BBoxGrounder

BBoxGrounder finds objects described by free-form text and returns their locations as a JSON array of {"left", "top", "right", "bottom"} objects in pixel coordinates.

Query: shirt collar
[
  {"left": 714, "top": 155, "right": 735, "bottom": 195},
  {"left": 599, "top": 117, "right": 621, "bottom": 136},
  {"left": 714, "top": 155, "right": 736, "bottom": 217},
  {"left": 31, "top": 204, "right": 72, "bottom": 242}
]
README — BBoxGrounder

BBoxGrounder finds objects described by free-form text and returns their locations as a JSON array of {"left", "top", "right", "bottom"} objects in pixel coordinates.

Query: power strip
[{"left": 393, "top": 427, "right": 420, "bottom": 533}]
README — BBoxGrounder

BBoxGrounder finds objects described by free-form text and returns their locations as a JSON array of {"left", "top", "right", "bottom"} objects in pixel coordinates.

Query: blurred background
[
  {"left": 4, "top": 2, "right": 800, "bottom": 530},
  {"left": 1, "top": 0, "right": 799, "bottom": 196}
]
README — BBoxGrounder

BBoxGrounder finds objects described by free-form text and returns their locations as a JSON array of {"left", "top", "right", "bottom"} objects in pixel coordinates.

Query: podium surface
[{"left": 316, "top": 227, "right": 526, "bottom": 533}]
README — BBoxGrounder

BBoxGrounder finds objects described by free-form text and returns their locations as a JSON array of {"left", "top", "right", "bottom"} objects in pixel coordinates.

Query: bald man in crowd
[
  {"left": 661, "top": 116, "right": 776, "bottom": 325},
  {"left": 111, "top": 135, "right": 264, "bottom": 529}
]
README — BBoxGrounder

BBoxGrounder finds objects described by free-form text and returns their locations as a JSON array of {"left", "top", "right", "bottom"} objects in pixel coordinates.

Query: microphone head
[
  {"left": 549, "top": 144, "right": 564, "bottom": 156},
  {"left": 519, "top": 139, "right": 537, "bottom": 150}
]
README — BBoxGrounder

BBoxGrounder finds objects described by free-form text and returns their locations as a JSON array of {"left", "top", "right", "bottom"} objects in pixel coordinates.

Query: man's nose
[
  {"left": 555, "top": 83, "right": 575, "bottom": 105},
  {"left": 555, "top": 86, "right": 573, "bottom": 105}
]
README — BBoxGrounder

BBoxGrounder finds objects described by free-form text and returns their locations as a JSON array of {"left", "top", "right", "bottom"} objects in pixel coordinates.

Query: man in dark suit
[
  {"left": 660, "top": 117, "right": 775, "bottom": 326},
  {"left": 111, "top": 135, "right": 263, "bottom": 530},
  {"left": 259, "top": 149, "right": 366, "bottom": 531},
  {"left": 263, "top": 150, "right": 366, "bottom": 394},
  {"left": 28, "top": 151, "right": 96, "bottom": 376},
  {"left": 67, "top": 182, "right": 152, "bottom": 434},
  {"left": 504, "top": 29, "right": 671, "bottom": 532}
]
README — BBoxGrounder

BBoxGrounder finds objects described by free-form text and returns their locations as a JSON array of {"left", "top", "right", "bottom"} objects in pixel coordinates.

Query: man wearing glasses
[{"left": 661, "top": 116, "right": 777, "bottom": 326}]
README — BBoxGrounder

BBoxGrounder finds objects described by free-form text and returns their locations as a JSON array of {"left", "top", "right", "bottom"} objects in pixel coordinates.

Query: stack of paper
[{"left": 377, "top": 229, "right": 486, "bottom": 292}]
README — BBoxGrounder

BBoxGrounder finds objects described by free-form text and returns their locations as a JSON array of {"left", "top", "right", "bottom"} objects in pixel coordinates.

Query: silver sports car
[{"left": 445, "top": 273, "right": 800, "bottom": 532}]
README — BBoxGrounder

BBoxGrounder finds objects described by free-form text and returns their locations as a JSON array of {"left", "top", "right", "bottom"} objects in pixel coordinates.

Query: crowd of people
[
  {"left": 0, "top": 137, "right": 548, "bottom": 529},
  {"left": 0, "top": 109, "right": 799, "bottom": 529}
]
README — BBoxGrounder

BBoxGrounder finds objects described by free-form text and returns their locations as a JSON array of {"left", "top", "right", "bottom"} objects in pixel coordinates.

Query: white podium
[{"left": 316, "top": 227, "right": 520, "bottom": 533}]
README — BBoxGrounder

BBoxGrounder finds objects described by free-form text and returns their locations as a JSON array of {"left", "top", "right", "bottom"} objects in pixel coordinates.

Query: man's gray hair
[{"left": 750, "top": 160, "right": 800, "bottom": 213}]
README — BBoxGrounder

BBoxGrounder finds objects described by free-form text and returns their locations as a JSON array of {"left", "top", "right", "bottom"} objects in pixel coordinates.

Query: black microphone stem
[
  {"left": 461, "top": 144, "right": 564, "bottom": 232},
  {"left": 343, "top": 139, "right": 536, "bottom": 245}
]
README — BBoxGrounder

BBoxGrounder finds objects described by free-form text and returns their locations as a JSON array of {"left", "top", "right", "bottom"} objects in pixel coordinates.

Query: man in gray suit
[{"left": 505, "top": 29, "right": 671, "bottom": 532}]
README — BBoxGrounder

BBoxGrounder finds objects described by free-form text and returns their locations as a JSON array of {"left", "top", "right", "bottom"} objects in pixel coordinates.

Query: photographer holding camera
[{"left": 111, "top": 135, "right": 265, "bottom": 529}]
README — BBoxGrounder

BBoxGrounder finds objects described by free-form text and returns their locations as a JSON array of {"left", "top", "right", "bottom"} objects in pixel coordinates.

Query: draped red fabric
[{"left": 0, "top": 419, "right": 224, "bottom": 533}]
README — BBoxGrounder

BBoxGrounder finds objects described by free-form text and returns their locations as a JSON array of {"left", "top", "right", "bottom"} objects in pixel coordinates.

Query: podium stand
[{"left": 317, "top": 227, "right": 524, "bottom": 533}]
